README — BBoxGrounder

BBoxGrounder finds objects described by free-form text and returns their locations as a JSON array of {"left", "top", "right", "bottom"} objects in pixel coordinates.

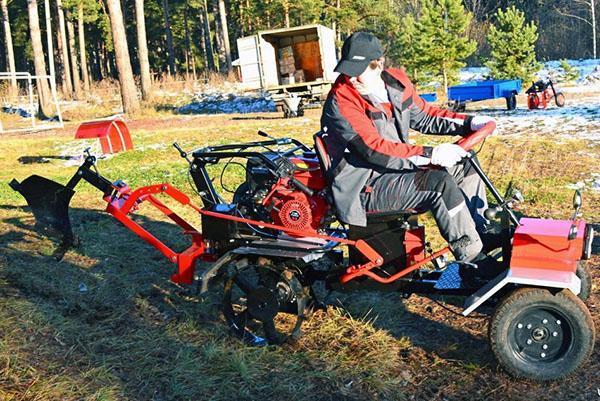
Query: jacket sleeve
[
  {"left": 401, "top": 76, "right": 473, "bottom": 136},
  {"left": 322, "top": 91, "right": 433, "bottom": 171}
]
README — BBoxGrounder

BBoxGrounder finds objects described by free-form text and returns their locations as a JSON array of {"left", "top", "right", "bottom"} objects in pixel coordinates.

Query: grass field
[{"left": 0, "top": 103, "right": 599, "bottom": 401}]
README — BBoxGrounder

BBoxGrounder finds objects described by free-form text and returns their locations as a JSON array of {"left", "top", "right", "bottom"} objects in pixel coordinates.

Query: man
[{"left": 320, "top": 31, "right": 500, "bottom": 275}]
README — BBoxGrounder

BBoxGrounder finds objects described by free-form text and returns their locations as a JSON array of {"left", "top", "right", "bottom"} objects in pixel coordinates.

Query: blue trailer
[
  {"left": 419, "top": 92, "right": 438, "bottom": 102},
  {"left": 448, "top": 79, "right": 522, "bottom": 111}
]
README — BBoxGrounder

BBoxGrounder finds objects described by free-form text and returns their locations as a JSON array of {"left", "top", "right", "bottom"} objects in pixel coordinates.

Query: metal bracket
[{"left": 462, "top": 268, "right": 581, "bottom": 316}]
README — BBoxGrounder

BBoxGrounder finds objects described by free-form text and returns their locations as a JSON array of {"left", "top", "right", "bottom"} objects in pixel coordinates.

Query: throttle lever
[{"left": 173, "top": 142, "right": 191, "bottom": 163}]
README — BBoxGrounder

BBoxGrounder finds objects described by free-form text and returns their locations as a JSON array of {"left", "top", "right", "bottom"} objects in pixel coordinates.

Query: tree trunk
[
  {"left": 43, "top": 0, "right": 56, "bottom": 99},
  {"left": 55, "top": 0, "right": 72, "bottom": 98},
  {"left": 245, "top": 0, "right": 251, "bottom": 33},
  {"left": 1, "top": 0, "right": 17, "bottom": 98},
  {"left": 201, "top": 1, "right": 215, "bottom": 72},
  {"left": 197, "top": 7, "right": 208, "bottom": 74},
  {"left": 66, "top": 11, "right": 82, "bottom": 99},
  {"left": 217, "top": 0, "right": 232, "bottom": 72},
  {"left": 592, "top": 0, "right": 597, "bottom": 59},
  {"left": 99, "top": 41, "right": 108, "bottom": 78},
  {"left": 105, "top": 0, "right": 140, "bottom": 113},
  {"left": 27, "top": 0, "right": 53, "bottom": 117},
  {"left": 77, "top": 2, "right": 90, "bottom": 92},
  {"left": 184, "top": 5, "right": 191, "bottom": 80},
  {"left": 161, "top": 0, "right": 175, "bottom": 75},
  {"left": 134, "top": 0, "right": 151, "bottom": 99},
  {"left": 283, "top": 0, "right": 290, "bottom": 28},
  {"left": 212, "top": 1, "right": 224, "bottom": 72},
  {"left": 442, "top": 65, "right": 448, "bottom": 96}
]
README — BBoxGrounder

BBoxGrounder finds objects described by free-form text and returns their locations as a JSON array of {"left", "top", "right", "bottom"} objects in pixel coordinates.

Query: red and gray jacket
[{"left": 320, "top": 68, "right": 473, "bottom": 226}]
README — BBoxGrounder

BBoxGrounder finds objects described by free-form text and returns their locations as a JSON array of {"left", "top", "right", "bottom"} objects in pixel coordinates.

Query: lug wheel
[
  {"left": 223, "top": 261, "right": 310, "bottom": 345},
  {"left": 489, "top": 287, "right": 595, "bottom": 381}
]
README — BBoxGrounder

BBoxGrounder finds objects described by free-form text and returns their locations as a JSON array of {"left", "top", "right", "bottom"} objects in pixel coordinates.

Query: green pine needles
[
  {"left": 486, "top": 6, "right": 541, "bottom": 82},
  {"left": 392, "top": 0, "right": 476, "bottom": 93}
]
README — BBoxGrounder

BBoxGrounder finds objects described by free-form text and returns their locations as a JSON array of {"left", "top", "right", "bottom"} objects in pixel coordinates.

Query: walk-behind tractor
[
  {"left": 10, "top": 122, "right": 596, "bottom": 381},
  {"left": 526, "top": 79, "right": 566, "bottom": 110}
]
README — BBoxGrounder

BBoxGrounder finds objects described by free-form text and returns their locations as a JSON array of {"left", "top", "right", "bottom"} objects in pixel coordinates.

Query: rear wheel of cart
[
  {"left": 555, "top": 92, "right": 566, "bottom": 107},
  {"left": 489, "top": 287, "right": 595, "bottom": 381},
  {"left": 576, "top": 262, "right": 592, "bottom": 302},
  {"left": 449, "top": 101, "right": 466, "bottom": 112},
  {"left": 527, "top": 93, "right": 540, "bottom": 109},
  {"left": 506, "top": 93, "right": 517, "bottom": 110}
]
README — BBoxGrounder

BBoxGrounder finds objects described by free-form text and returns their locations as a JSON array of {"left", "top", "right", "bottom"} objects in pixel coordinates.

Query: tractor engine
[
  {"left": 269, "top": 188, "right": 329, "bottom": 233},
  {"left": 236, "top": 154, "right": 331, "bottom": 235}
]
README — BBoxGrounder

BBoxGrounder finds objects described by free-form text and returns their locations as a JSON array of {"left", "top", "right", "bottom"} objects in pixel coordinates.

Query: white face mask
[{"left": 354, "top": 62, "right": 388, "bottom": 103}]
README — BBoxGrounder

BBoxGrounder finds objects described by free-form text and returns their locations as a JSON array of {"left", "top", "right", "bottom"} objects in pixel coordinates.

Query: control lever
[
  {"left": 173, "top": 142, "right": 191, "bottom": 163},
  {"left": 83, "top": 147, "right": 99, "bottom": 174},
  {"left": 484, "top": 189, "right": 524, "bottom": 220},
  {"left": 258, "top": 130, "right": 292, "bottom": 145}
]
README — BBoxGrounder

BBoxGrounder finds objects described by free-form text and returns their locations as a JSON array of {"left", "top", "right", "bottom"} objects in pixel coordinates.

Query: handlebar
[{"left": 455, "top": 121, "right": 496, "bottom": 151}]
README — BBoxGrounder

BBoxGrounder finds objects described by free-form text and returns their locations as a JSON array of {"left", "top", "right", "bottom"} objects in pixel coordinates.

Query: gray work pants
[{"left": 364, "top": 157, "right": 488, "bottom": 261}]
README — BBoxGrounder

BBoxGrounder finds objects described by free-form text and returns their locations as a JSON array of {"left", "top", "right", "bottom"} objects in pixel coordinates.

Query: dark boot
[
  {"left": 479, "top": 231, "right": 504, "bottom": 253},
  {"left": 459, "top": 253, "right": 506, "bottom": 281}
]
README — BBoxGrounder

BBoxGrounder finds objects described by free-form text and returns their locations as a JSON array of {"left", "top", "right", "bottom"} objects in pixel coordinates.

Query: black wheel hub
[
  {"left": 509, "top": 307, "right": 573, "bottom": 363},
  {"left": 247, "top": 287, "right": 279, "bottom": 322}
]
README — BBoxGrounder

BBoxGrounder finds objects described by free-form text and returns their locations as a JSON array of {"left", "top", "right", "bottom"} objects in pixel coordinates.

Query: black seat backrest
[{"left": 313, "top": 131, "right": 332, "bottom": 180}]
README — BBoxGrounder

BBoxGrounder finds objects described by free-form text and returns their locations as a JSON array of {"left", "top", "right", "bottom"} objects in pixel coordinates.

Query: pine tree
[
  {"left": 560, "top": 59, "right": 579, "bottom": 82},
  {"left": 391, "top": 14, "right": 429, "bottom": 86},
  {"left": 486, "top": 6, "right": 541, "bottom": 82},
  {"left": 416, "top": 0, "right": 476, "bottom": 94}
]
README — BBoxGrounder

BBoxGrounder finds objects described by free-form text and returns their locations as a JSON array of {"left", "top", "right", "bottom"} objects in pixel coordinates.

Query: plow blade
[{"left": 10, "top": 175, "right": 76, "bottom": 246}]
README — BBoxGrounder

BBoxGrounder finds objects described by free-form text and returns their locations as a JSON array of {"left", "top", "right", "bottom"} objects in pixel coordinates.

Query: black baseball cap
[{"left": 334, "top": 32, "right": 383, "bottom": 77}]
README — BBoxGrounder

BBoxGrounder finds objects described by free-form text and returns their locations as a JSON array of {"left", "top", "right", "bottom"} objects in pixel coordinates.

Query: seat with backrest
[{"left": 312, "top": 131, "right": 418, "bottom": 224}]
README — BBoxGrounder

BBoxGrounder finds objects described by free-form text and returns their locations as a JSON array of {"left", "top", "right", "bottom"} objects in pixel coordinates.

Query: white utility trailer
[{"left": 236, "top": 24, "right": 338, "bottom": 117}]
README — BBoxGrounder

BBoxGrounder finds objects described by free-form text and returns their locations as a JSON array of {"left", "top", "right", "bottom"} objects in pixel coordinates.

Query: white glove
[
  {"left": 470, "top": 116, "right": 495, "bottom": 131},
  {"left": 431, "top": 143, "right": 468, "bottom": 168}
]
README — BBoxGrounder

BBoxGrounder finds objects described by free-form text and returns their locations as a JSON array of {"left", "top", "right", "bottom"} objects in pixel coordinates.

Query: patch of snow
[
  {"left": 566, "top": 181, "right": 586, "bottom": 190},
  {"left": 2, "top": 105, "right": 33, "bottom": 118},
  {"left": 177, "top": 91, "right": 276, "bottom": 115},
  {"left": 56, "top": 139, "right": 114, "bottom": 166},
  {"left": 566, "top": 174, "right": 600, "bottom": 193},
  {"left": 469, "top": 85, "right": 600, "bottom": 142},
  {"left": 459, "top": 67, "right": 489, "bottom": 82},
  {"left": 137, "top": 143, "right": 168, "bottom": 151},
  {"left": 590, "top": 174, "right": 600, "bottom": 192},
  {"left": 459, "top": 59, "right": 600, "bottom": 84}
]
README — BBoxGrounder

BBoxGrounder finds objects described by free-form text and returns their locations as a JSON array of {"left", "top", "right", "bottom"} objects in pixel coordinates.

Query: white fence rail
[{"left": 0, "top": 72, "right": 64, "bottom": 134}]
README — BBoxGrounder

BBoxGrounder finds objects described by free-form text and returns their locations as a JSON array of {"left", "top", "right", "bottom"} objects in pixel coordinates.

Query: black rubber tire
[
  {"left": 576, "top": 262, "right": 592, "bottom": 302},
  {"left": 449, "top": 101, "right": 466, "bottom": 112},
  {"left": 489, "top": 287, "right": 595, "bottom": 381},
  {"left": 555, "top": 92, "right": 566, "bottom": 107},
  {"left": 506, "top": 93, "right": 517, "bottom": 110}
]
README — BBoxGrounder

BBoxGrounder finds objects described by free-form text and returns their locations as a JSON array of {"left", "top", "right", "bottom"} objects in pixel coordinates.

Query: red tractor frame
[{"left": 10, "top": 123, "right": 596, "bottom": 381}]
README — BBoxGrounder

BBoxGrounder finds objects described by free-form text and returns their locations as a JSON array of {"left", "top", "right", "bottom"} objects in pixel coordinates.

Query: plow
[{"left": 10, "top": 122, "right": 597, "bottom": 381}]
